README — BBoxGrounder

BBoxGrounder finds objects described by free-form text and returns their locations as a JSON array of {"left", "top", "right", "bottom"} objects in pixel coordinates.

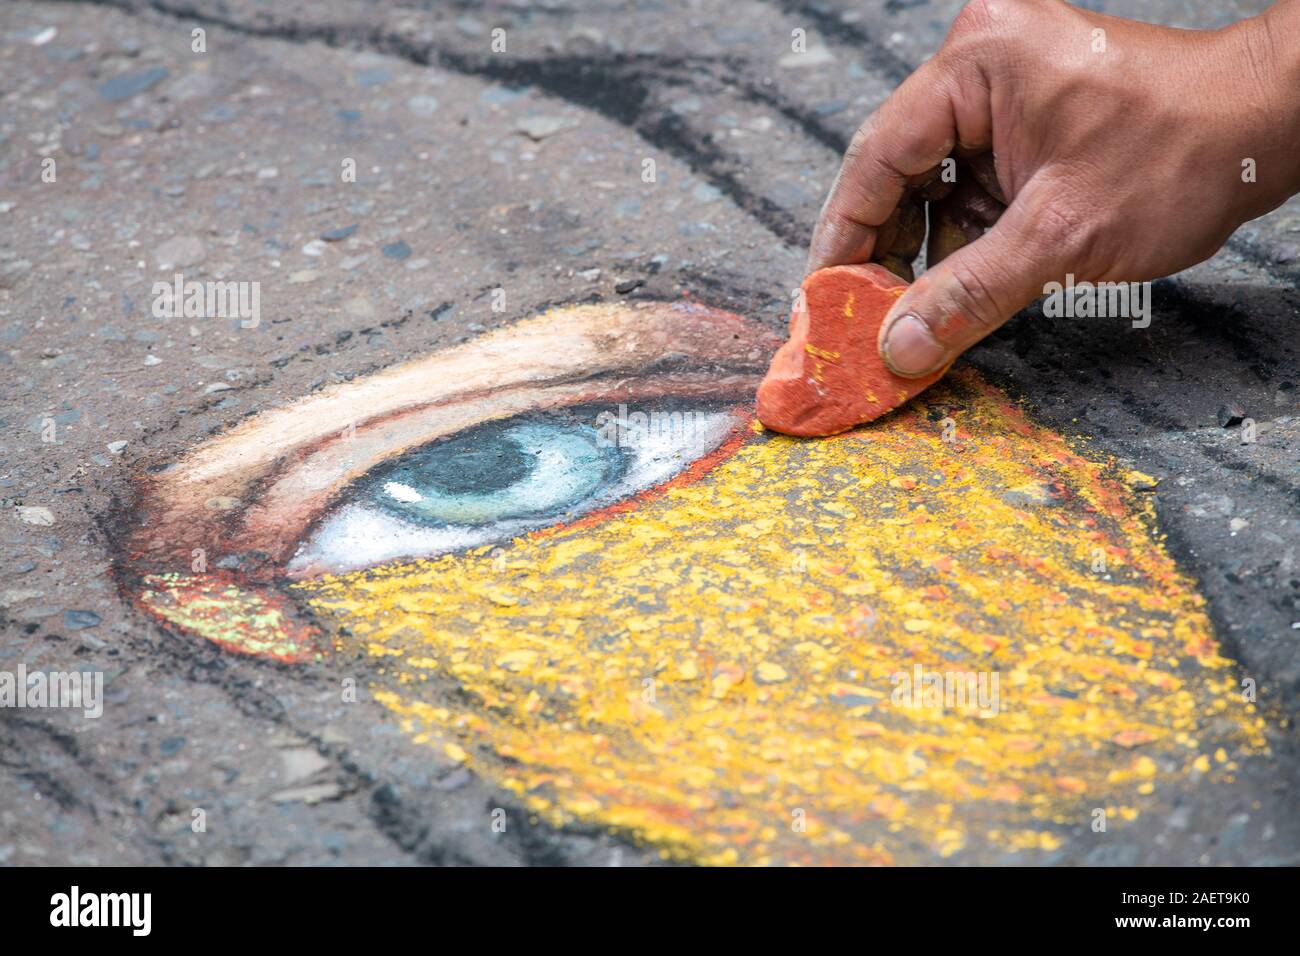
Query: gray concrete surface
[{"left": 1, "top": 0, "right": 1297, "bottom": 865}]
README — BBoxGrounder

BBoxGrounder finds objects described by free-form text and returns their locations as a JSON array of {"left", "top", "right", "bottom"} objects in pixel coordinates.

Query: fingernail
[{"left": 881, "top": 314, "right": 944, "bottom": 377}]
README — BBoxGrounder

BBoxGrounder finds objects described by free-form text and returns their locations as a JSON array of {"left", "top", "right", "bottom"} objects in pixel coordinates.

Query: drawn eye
[
  {"left": 368, "top": 417, "right": 622, "bottom": 525},
  {"left": 125, "top": 302, "right": 780, "bottom": 590},
  {"left": 288, "top": 403, "right": 741, "bottom": 575}
]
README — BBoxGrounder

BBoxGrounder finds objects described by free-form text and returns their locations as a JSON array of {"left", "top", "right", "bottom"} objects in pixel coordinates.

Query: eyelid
[
  {"left": 127, "top": 303, "right": 781, "bottom": 579},
  {"left": 238, "top": 373, "right": 759, "bottom": 566},
  {"left": 177, "top": 302, "right": 774, "bottom": 486}
]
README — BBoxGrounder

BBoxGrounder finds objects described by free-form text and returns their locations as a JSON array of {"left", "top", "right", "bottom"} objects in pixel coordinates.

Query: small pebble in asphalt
[
  {"left": 1218, "top": 403, "right": 1247, "bottom": 428},
  {"left": 63, "top": 609, "right": 102, "bottom": 630}
]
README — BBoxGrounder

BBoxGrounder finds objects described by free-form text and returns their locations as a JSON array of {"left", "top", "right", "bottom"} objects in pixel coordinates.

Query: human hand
[{"left": 807, "top": 0, "right": 1300, "bottom": 377}]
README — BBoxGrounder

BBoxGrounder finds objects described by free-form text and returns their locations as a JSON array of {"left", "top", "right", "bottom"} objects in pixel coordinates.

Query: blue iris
[{"left": 355, "top": 416, "right": 623, "bottom": 527}]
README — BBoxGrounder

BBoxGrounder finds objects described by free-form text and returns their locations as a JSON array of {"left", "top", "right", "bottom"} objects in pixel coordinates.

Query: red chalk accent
[{"left": 756, "top": 264, "right": 949, "bottom": 437}]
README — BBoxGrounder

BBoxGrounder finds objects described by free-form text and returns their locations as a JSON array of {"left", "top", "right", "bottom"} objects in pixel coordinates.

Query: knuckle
[
  {"left": 843, "top": 124, "right": 895, "bottom": 187},
  {"left": 950, "top": 0, "right": 993, "bottom": 36},
  {"left": 944, "top": 255, "right": 1006, "bottom": 332},
  {"left": 822, "top": 186, "right": 872, "bottom": 232},
  {"left": 1026, "top": 199, "right": 1092, "bottom": 259},
  {"left": 844, "top": 125, "right": 869, "bottom": 162},
  {"left": 950, "top": 0, "right": 1028, "bottom": 38},
  {"left": 846, "top": 119, "right": 891, "bottom": 169}
]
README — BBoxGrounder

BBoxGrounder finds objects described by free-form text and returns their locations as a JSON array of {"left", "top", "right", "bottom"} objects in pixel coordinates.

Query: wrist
[
  {"left": 1219, "top": 4, "right": 1300, "bottom": 213},
  {"left": 1257, "top": 1, "right": 1300, "bottom": 114}
]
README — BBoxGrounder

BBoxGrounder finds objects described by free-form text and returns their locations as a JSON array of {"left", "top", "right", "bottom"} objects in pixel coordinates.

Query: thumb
[{"left": 878, "top": 196, "right": 1076, "bottom": 377}]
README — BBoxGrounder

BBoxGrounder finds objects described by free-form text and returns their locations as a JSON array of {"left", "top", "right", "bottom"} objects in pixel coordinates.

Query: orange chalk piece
[{"left": 757, "top": 263, "right": 949, "bottom": 436}]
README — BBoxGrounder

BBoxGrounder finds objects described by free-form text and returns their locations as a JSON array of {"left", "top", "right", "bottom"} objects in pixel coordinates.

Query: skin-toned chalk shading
[
  {"left": 302, "top": 372, "right": 1266, "bottom": 865},
  {"left": 138, "top": 571, "right": 322, "bottom": 663},
  {"left": 757, "top": 264, "right": 950, "bottom": 436},
  {"left": 114, "top": 302, "right": 1269, "bottom": 866}
]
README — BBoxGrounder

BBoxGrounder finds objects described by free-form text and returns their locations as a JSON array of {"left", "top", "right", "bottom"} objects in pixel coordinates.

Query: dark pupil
[{"left": 386, "top": 428, "right": 531, "bottom": 496}]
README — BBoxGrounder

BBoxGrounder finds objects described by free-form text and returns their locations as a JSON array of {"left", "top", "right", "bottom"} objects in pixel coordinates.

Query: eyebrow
[{"left": 125, "top": 301, "right": 780, "bottom": 579}]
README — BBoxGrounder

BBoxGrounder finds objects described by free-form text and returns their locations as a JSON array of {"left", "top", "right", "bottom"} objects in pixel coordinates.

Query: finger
[
  {"left": 963, "top": 152, "right": 1007, "bottom": 205},
  {"left": 925, "top": 167, "right": 1005, "bottom": 265},
  {"left": 807, "top": 49, "right": 991, "bottom": 274},
  {"left": 878, "top": 187, "right": 1077, "bottom": 377},
  {"left": 872, "top": 204, "right": 902, "bottom": 266},
  {"left": 883, "top": 193, "right": 928, "bottom": 263},
  {"left": 910, "top": 164, "right": 957, "bottom": 203},
  {"left": 876, "top": 192, "right": 927, "bottom": 281},
  {"left": 877, "top": 254, "right": 915, "bottom": 283}
]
